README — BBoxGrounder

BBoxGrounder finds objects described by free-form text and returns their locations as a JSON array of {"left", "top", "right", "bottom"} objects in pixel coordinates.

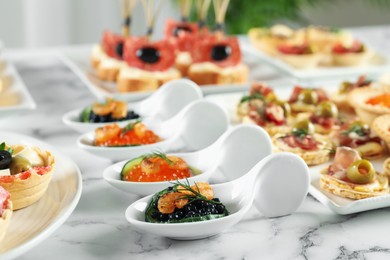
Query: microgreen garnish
[
  {"left": 120, "top": 119, "right": 142, "bottom": 137},
  {"left": 292, "top": 128, "right": 309, "bottom": 138},
  {"left": 140, "top": 150, "right": 174, "bottom": 165},
  {"left": 170, "top": 179, "right": 222, "bottom": 205},
  {"left": 0, "top": 142, "right": 13, "bottom": 154},
  {"left": 239, "top": 93, "right": 264, "bottom": 104},
  {"left": 342, "top": 124, "right": 368, "bottom": 137}
]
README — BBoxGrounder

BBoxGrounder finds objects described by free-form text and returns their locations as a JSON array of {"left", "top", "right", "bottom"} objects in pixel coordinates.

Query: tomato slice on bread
[
  {"left": 191, "top": 35, "right": 242, "bottom": 68},
  {"left": 101, "top": 30, "right": 125, "bottom": 59},
  {"left": 123, "top": 38, "right": 176, "bottom": 71},
  {"left": 164, "top": 19, "right": 199, "bottom": 52}
]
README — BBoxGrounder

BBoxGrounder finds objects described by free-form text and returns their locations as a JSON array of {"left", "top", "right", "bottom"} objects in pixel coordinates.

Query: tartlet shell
[
  {"left": 0, "top": 147, "right": 55, "bottom": 210},
  {"left": 0, "top": 200, "right": 13, "bottom": 244}
]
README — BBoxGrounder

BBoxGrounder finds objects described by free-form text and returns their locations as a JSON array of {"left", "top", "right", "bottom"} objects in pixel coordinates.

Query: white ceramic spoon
[
  {"left": 125, "top": 152, "right": 310, "bottom": 240},
  {"left": 63, "top": 79, "right": 202, "bottom": 133},
  {"left": 77, "top": 100, "right": 229, "bottom": 161},
  {"left": 103, "top": 124, "right": 272, "bottom": 196}
]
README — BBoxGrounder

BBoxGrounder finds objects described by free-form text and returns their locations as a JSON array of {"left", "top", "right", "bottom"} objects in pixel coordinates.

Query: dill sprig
[
  {"left": 120, "top": 119, "right": 142, "bottom": 137},
  {"left": 292, "top": 128, "right": 308, "bottom": 138},
  {"left": 170, "top": 179, "right": 222, "bottom": 205},
  {"left": 239, "top": 93, "right": 264, "bottom": 104},
  {"left": 140, "top": 150, "right": 174, "bottom": 165}
]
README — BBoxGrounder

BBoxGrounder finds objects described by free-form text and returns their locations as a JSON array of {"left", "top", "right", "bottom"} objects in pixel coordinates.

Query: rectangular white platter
[
  {"left": 240, "top": 36, "right": 390, "bottom": 81},
  {"left": 58, "top": 45, "right": 253, "bottom": 102},
  {"left": 0, "top": 58, "right": 36, "bottom": 117},
  {"left": 205, "top": 80, "right": 390, "bottom": 215}
]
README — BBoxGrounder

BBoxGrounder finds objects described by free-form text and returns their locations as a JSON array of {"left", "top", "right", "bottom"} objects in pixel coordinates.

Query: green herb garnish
[
  {"left": 292, "top": 128, "right": 308, "bottom": 138},
  {"left": 0, "top": 142, "right": 13, "bottom": 154},
  {"left": 171, "top": 179, "right": 222, "bottom": 205},
  {"left": 342, "top": 124, "right": 368, "bottom": 137},
  {"left": 239, "top": 93, "right": 264, "bottom": 104},
  {"left": 140, "top": 151, "right": 174, "bottom": 165},
  {"left": 120, "top": 119, "right": 142, "bottom": 137}
]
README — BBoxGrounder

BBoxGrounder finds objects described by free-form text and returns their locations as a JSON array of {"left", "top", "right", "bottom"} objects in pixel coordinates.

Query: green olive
[
  {"left": 292, "top": 119, "right": 315, "bottom": 135},
  {"left": 9, "top": 156, "right": 32, "bottom": 175},
  {"left": 315, "top": 101, "right": 338, "bottom": 118},
  {"left": 346, "top": 159, "right": 375, "bottom": 184},
  {"left": 276, "top": 101, "right": 291, "bottom": 117},
  {"left": 265, "top": 92, "right": 277, "bottom": 102},
  {"left": 297, "top": 89, "right": 318, "bottom": 105},
  {"left": 339, "top": 82, "right": 351, "bottom": 94}
]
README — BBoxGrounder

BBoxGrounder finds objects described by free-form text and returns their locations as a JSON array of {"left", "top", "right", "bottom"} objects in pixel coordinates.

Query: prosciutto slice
[{"left": 329, "top": 147, "right": 361, "bottom": 179}]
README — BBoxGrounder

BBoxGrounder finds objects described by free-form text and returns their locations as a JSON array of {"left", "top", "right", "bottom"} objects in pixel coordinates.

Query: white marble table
[{"left": 2, "top": 26, "right": 390, "bottom": 260}]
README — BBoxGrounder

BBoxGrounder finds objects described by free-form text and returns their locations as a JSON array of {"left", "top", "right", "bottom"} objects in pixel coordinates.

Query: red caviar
[
  {"left": 94, "top": 122, "right": 161, "bottom": 147},
  {"left": 366, "top": 94, "right": 390, "bottom": 108},
  {"left": 123, "top": 156, "right": 192, "bottom": 182}
]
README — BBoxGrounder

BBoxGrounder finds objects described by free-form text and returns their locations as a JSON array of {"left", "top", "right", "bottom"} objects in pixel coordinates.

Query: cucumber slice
[
  {"left": 80, "top": 106, "right": 92, "bottom": 122},
  {"left": 120, "top": 156, "right": 144, "bottom": 180}
]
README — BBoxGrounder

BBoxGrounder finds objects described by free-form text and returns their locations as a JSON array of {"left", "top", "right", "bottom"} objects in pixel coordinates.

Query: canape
[
  {"left": 332, "top": 120, "right": 383, "bottom": 158},
  {"left": 372, "top": 114, "right": 390, "bottom": 152},
  {"left": 188, "top": 34, "right": 248, "bottom": 85},
  {"left": 349, "top": 86, "right": 390, "bottom": 125},
  {"left": 320, "top": 147, "right": 388, "bottom": 200},
  {"left": 117, "top": 38, "right": 181, "bottom": 92},
  {"left": 276, "top": 42, "right": 323, "bottom": 69},
  {"left": 248, "top": 24, "right": 294, "bottom": 56},
  {"left": 272, "top": 119, "right": 331, "bottom": 166},
  {"left": 288, "top": 86, "right": 329, "bottom": 114},
  {"left": 331, "top": 75, "right": 372, "bottom": 113},
  {"left": 332, "top": 40, "right": 371, "bottom": 67},
  {"left": 308, "top": 101, "right": 340, "bottom": 134},
  {"left": 0, "top": 142, "right": 55, "bottom": 210}
]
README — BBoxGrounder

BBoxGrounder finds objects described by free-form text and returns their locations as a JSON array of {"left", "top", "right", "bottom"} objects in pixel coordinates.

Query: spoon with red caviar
[
  {"left": 125, "top": 152, "right": 309, "bottom": 240},
  {"left": 77, "top": 99, "right": 229, "bottom": 161},
  {"left": 103, "top": 124, "right": 272, "bottom": 196}
]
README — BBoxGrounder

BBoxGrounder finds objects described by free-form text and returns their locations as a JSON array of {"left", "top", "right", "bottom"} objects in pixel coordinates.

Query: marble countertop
[{"left": 2, "top": 25, "right": 390, "bottom": 260}]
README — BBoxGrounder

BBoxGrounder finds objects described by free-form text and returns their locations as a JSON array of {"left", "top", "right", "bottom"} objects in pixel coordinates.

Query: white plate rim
[{"left": 0, "top": 131, "right": 83, "bottom": 259}]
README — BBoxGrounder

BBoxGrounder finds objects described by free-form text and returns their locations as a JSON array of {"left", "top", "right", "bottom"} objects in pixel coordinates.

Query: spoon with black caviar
[{"left": 125, "top": 152, "right": 310, "bottom": 240}]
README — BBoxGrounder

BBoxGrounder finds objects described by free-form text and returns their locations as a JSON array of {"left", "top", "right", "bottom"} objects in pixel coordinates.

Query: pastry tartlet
[
  {"left": 331, "top": 75, "right": 372, "bottom": 113},
  {"left": 332, "top": 120, "right": 383, "bottom": 158},
  {"left": 332, "top": 40, "right": 371, "bottom": 67},
  {"left": 349, "top": 86, "right": 390, "bottom": 125},
  {"left": 0, "top": 186, "right": 12, "bottom": 244},
  {"left": 276, "top": 42, "right": 323, "bottom": 69},
  {"left": 372, "top": 114, "right": 390, "bottom": 151},
  {"left": 248, "top": 24, "right": 294, "bottom": 56},
  {"left": 272, "top": 119, "right": 331, "bottom": 166},
  {"left": 0, "top": 143, "right": 55, "bottom": 210},
  {"left": 320, "top": 147, "right": 388, "bottom": 200}
]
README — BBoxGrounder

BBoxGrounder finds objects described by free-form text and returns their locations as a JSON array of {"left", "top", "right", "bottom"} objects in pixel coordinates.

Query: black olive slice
[
  {"left": 136, "top": 47, "right": 161, "bottom": 64},
  {"left": 115, "top": 42, "right": 124, "bottom": 58},
  {"left": 0, "top": 150, "right": 12, "bottom": 170},
  {"left": 211, "top": 44, "right": 231, "bottom": 61}
]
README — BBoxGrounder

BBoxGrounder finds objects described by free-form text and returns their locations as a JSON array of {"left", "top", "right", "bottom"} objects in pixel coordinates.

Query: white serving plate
[
  {"left": 0, "top": 59, "right": 36, "bottom": 117},
  {"left": 0, "top": 131, "right": 82, "bottom": 259},
  {"left": 240, "top": 37, "right": 390, "bottom": 81},
  {"left": 205, "top": 81, "right": 390, "bottom": 215},
  {"left": 58, "top": 45, "right": 249, "bottom": 101}
]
